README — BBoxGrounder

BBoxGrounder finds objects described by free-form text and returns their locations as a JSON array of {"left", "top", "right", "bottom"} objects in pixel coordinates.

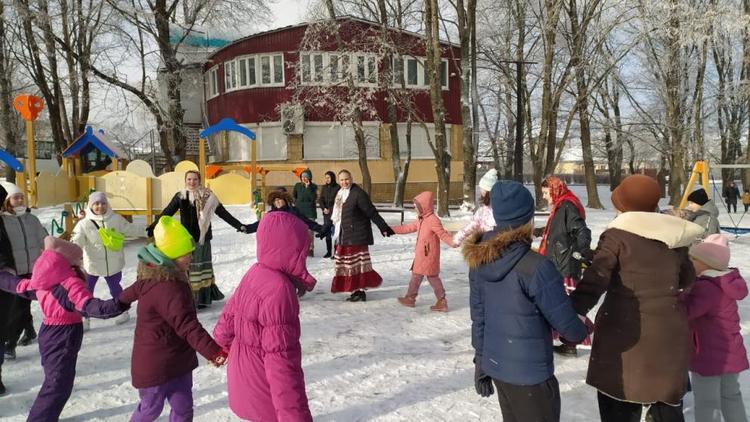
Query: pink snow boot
[
  {"left": 430, "top": 297, "right": 448, "bottom": 312},
  {"left": 397, "top": 295, "right": 416, "bottom": 308}
]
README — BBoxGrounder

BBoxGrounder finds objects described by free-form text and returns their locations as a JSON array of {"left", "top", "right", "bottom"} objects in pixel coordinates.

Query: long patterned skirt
[
  {"left": 190, "top": 241, "right": 224, "bottom": 307},
  {"left": 554, "top": 276, "right": 593, "bottom": 345},
  {"left": 331, "top": 245, "right": 383, "bottom": 293}
]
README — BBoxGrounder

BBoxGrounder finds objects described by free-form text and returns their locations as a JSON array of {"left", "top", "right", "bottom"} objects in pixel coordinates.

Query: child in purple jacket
[
  {"left": 0, "top": 236, "right": 126, "bottom": 421},
  {"left": 683, "top": 234, "right": 749, "bottom": 422},
  {"left": 119, "top": 216, "right": 227, "bottom": 422}
]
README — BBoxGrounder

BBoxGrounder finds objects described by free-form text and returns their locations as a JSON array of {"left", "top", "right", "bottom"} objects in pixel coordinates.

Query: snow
[{"left": 1, "top": 185, "right": 749, "bottom": 421}]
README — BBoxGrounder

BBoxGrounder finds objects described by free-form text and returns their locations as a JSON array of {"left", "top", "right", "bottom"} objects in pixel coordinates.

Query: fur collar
[
  {"left": 136, "top": 261, "right": 188, "bottom": 283},
  {"left": 462, "top": 225, "right": 532, "bottom": 269},
  {"left": 607, "top": 212, "right": 703, "bottom": 249}
]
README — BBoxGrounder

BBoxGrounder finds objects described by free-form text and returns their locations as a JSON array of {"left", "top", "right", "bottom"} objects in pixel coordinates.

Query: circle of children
[{"left": 0, "top": 167, "right": 746, "bottom": 422}]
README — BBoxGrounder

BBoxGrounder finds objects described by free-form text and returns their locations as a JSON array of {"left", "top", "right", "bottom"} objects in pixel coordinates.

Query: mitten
[
  {"left": 474, "top": 362, "right": 494, "bottom": 397},
  {"left": 146, "top": 224, "right": 155, "bottom": 238},
  {"left": 210, "top": 349, "right": 229, "bottom": 367}
]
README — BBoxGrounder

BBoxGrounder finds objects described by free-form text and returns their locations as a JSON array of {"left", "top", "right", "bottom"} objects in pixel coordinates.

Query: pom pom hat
[
  {"left": 479, "top": 169, "right": 499, "bottom": 193},
  {"left": 689, "top": 234, "right": 731, "bottom": 271}
]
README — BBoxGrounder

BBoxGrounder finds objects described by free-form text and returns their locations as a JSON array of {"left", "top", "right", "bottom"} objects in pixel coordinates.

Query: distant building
[{"left": 171, "top": 16, "right": 467, "bottom": 202}]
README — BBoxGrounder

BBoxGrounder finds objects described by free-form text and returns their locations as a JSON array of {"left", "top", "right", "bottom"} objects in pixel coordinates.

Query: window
[
  {"left": 224, "top": 60, "right": 237, "bottom": 91},
  {"left": 261, "top": 56, "right": 271, "bottom": 84},
  {"left": 248, "top": 57, "right": 257, "bottom": 85},
  {"left": 258, "top": 124, "right": 287, "bottom": 160},
  {"left": 393, "top": 56, "right": 449, "bottom": 90},
  {"left": 303, "top": 122, "right": 381, "bottom": 160},
  {"left": 239, "top": 58, "right": 248, "bottom": 86},
  {"left": 205, "top": 66, "right": 219, "bottom": 98},
  {"left": 396, "top": 123, "right": 451, "bottom": 159},
  {"left": 273, "top": 55, "right": 284, "bottom": 84},
  {"left": 299, "top": 52, "right": 376, "bottom": 86}
]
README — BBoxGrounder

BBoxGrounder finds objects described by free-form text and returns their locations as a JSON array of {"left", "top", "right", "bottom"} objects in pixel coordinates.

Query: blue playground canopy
[
  {"left": 200, "top": 118, "right": 256, "bottom": 140},
  {"left": 0, "top": 148, "right": 23, "bottom": 172},
  {"left": 63, "top": 126, "right": 127, "bottom": 158}
]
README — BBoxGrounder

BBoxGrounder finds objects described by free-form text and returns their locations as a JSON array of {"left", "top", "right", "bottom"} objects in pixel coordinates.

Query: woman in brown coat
[{"left": 570, "top": 175, "right": 703, "bottom": 422}]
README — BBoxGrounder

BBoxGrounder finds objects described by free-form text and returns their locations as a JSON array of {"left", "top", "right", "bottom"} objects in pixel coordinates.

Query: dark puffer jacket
[
  {"left": 318, "top": 180, "right": 340, "bottom": 223},
  {"left": 541, "top": 200, "right": 592, "bottom": 278},
  {"left": 338, "top": 184, "right": 389, "bottom": 246},
  {"left": 463, "top": 226, "right": 587, "bottom": 385},
  {"left": 119, "top": 261, "right": 221, "bottom": 388}
]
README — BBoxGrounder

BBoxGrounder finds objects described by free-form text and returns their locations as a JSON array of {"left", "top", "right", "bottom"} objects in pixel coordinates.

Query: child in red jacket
[
  {"left": 119, "top": 216, "right": 227, "bottom": 422},
  {"left": 393, "top": 191, "right": 457, "bottom": 312}
]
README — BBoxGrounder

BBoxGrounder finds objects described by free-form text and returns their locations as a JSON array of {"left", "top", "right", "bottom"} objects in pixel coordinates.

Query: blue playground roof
[
  {"left": 200, "top": 118, "right": 256, "bottom": 140},
  {"left": 63, "top": 126, "right": 127, "bottom": 159}
]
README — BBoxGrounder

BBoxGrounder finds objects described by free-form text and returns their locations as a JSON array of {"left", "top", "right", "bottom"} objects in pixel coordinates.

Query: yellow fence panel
[
  {"left": 96, "top": 171, "right": 149, "bottom": 210},
  {"left": 36, "top": 171, "right": 78, "bottom": 207},
  {"left": 207, "top": 173, "right": 251, "bottom": 205}
]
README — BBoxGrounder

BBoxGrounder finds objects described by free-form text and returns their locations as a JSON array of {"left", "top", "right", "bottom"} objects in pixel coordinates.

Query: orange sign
[{"left": 14, "top": 95, "right": 44, "bottom": 121}]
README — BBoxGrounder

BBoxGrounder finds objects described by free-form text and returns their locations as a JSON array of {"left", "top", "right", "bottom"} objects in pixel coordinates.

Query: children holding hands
[{"left": 118, "top": 216, "right": 227, "bottom": 422}]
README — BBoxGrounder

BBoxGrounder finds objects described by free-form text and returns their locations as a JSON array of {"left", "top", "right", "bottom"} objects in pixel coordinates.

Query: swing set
[{"left": 680, "top": 160, "right": 750, "bottom": 237}]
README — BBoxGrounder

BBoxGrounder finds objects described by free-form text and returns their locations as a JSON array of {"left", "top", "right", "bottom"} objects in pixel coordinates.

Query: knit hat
[
  {"left": 153, "top": 216, "right": 195, "bottom": 259},
  {"left": 687, "top": 188, "right": 709, "bottom": 206},
  {"left": 491, "top": 180, "right": 535, "bottom": 230},
  {"left": 43, "top": 236, "right": 83, "bottom": 266},
  {"left": 611, "top": 175, "right": 661, "bottom": 212},
  {"left": 479, "top": 169, "right": 498, "bottom": 193},
  {"left": 0, "top": 182, "right": 22, "bottom": 198},
  {"left": 689, "top": 234, "right": 730, "bottom": 271},
  {"left": 301, "top": 169, "right": 312, "bottom": 180},
  {"left": 88, "top": 191, "right": 109, "bottom": 206}
]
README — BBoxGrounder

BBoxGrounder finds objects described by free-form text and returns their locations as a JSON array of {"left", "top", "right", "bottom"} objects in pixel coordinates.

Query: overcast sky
[{"left": 269, "top": 0, "right": 308, "bottom": 28}]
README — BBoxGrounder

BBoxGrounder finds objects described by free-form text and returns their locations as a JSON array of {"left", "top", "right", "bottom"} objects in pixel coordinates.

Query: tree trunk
[
  {"left": 665, "top": 0, "right": 685, "bottom": 205},
  {"left": 457, "top": 0, "right": 477, "bottom": 211},
  {"left": 425, "top": 0, "right": 451, "bottom": 216},
  {"left": 353, "top": 115, "right": 372, "bottom": 194},
  {"left": 0, "top": 0, "right": 17, "bottom": 182},
  {"left": 153, "top": 0, "right": 186, "bottom": 162},
  {"left": 567, "top": 0, "right": 602, "bottom": 209}
]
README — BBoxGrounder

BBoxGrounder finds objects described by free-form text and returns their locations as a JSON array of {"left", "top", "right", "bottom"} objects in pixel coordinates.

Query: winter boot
[
  {"left": 346, "top": 290, "right": 367, "bottom": 302},
  {"left": 0, "top": 368, "right": 6, "bottom": 395},
  {"left": 553, "top": 344, "right": 578, "bottom": 357},
  {"left": 114, "top": 311, "right": 130, "bottom": 325},
  {"left": 323, "top": 252, "right": 332, "bottom": 259},
  {"left": 82, "top": 318, "right": 90, "bottom": 332},
  {"left": 430, "top": 297, "right": 448, "bottom": 312},
  {"left": 4, "top": 347, "right": 15, "bottom": 360},
  {"left": 397, "top": 295, "right": 416, "bottom": 308},
  {"left": 19, "top": 326, "right": 37, "bottom": 346}
]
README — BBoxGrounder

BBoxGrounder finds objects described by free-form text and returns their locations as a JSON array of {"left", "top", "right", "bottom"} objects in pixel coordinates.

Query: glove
[
  {"left": 382, "top": 226, "right": 395, "bottom": 237},
  {"left": 474, "top": 362, "right": 494, "bottom": 397},
  {"left": 316, "top": 224, "right": 332, "bottom": 239},
  {"left": 581, "top": 249, "right": 594, "bottom": 264},
  {"left": 146, "top": 224, "right": 155, "bottom": 238},
  {"left": 210, "top": 349, "right": 229, "bottom": 367}
]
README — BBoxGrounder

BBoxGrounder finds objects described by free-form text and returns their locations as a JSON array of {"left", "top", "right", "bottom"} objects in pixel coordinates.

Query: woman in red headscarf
[{"left": 539, "top": 176, "right": 593, "bottom": 356}]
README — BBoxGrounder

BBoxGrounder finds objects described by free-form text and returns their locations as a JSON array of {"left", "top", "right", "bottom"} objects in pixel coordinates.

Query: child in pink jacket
[
  {"left": 0, "top": 237, "right": 126, "bottom": 420},
  {"left": 393, "top": 191, "right": 457, "bottom": 312},
  {"left": 213, "top": 211, "right": 316, "bottom": 422},
  {"left": 682, "top": 234, "right": 748, "bottom": 422}
]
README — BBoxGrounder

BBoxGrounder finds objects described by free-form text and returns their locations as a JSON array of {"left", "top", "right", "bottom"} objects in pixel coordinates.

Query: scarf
[
  {"left": 539, "top": 177, "right": 586, "bottom": 256},
  {"left": 331, "top": 187, "right": 351, "bottom": 243},
  {"left": 182, "top": 188, "right": 220, "bottom": 245}
]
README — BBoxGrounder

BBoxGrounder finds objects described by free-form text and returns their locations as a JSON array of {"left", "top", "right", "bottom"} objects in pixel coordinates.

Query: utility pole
[{"left": 497, "top": 59, "right": 535, "bottom": 182}]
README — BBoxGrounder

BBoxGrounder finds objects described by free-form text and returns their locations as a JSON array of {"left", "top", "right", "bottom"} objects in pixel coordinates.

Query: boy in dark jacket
[
  {"left": 463, "top": 180, "right": 587, "bottom": 422},
  {"left": 120, "top": 216, "right": 227, "bottom": 422}
]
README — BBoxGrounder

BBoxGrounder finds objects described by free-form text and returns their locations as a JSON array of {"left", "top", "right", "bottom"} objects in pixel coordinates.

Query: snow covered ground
[{"left": 1, "top": 185, "right": 748, "bottom": 421}]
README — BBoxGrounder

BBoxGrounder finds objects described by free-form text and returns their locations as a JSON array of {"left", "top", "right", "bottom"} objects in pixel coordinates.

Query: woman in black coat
[
  {"left": 328, "top": 170, "right": 394, "bottom": 302},
  {"left": 147, "top": 170, "right": 250, "bottom": 308},
  {"left": 318, "top": 171, "right": 340, "bottom": 258}
]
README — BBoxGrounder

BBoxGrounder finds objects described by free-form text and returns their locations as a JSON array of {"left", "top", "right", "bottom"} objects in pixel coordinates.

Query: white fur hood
[{"left": 607, "top": 212, "right": 704, "bottom": 249}]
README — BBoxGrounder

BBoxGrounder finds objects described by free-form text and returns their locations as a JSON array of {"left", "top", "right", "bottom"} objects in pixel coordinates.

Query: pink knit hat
[
  {"left": 689, "top": 234, "right": 730, "bottom": 270},
  {"left": 44, "top": 236, "right": 83, "bottom": 266}
]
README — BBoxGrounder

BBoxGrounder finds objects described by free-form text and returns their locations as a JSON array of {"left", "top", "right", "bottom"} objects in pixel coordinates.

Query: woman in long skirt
[
  {"left": 328, "top": 170, "right": 394, "bottom": 302},
  {"left": 148, "top": 170, "right": 250, "bottom": 308}
]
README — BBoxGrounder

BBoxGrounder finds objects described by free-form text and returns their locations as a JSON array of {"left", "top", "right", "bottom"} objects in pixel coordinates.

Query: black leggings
[
  {"left": 597, "top": 392, "right": 684, "bottom": 422},
  {"left": 494, "top": 376, "right": 561, "bottom": 422},
  {"left": 6, "top": 296, "right": 33, "bottom": 350}
]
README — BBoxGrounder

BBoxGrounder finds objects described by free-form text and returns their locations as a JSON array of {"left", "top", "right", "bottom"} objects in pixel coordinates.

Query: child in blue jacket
[{"left": 462, "top": 180, "right": 587, "bottom": 422}]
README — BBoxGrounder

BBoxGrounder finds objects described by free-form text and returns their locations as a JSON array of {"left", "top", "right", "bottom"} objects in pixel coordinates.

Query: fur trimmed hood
[
  {"left": 136, "top": 261, "right": 188, "bottom": 284},
  {"left": 462, "top": 224, "right": 532, "bottom": 269}
]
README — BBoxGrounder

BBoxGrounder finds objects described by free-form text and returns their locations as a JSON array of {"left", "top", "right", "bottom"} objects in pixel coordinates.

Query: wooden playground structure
[{"left": 5, "top": 95, "right": 306, "bottom": 239}]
